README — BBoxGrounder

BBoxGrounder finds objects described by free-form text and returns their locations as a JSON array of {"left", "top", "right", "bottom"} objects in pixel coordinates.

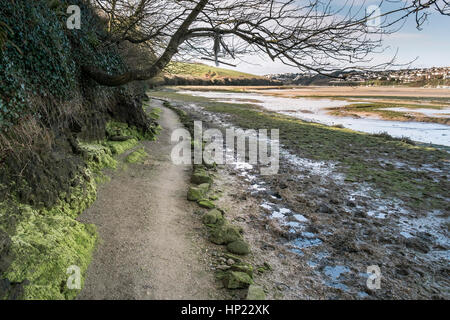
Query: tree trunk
[{"left": 83, "top": 0, "right": 209, "bottom": 87}]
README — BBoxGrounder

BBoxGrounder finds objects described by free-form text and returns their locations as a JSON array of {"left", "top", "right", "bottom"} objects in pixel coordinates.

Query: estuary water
[{"left": 179, "top": 90, "right": 450, "bottom": 147}]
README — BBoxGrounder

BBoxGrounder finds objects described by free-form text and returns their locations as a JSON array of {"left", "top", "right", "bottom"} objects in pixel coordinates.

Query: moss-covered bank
[{"left": 0, "top": 121, "right": 155, "bottom": 300}]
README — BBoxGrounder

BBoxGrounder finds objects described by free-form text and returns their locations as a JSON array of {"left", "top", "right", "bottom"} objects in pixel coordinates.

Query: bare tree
[{"left": 84, "top": 0, "right": 450, "bottom": 86}]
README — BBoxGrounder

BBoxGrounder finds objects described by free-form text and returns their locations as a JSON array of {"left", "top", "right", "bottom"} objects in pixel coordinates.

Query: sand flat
[{"left": 176, "top": 85, "right": 450, "bottom": 98}]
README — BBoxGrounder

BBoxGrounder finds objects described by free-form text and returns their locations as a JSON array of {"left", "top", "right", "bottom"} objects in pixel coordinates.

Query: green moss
[
  {"left": 41, "top": 171, "right": 97, "bottom": 219},
  {"left": 246, "top": 285, "right": 266, "bottom": 300},
  {"left": 209, "top": 224, "right": 243, "bottom": 245},
  {"left": 106, "top": 121, "right": 137, "bottom": 138},
  {"left": 223, "top": 253, "right": 242, "bottom": 263},
  {"left": 191, "top": 170, "right": 212, "bottom": 185},
  {"left": 103, "top": 120, "right": 159, "bottom": 152},
  {"left": 187, "top": 186, "right": 206, "bottom": 201},
  {"left": 197, "top": 183, "right": 210, "bottom": 193},
  {"left": 202, "top": 209, "right": 224, "bottom": 226},
  {"left": 0, "top": 172, "right": 98, "bottom": 300},
  {"left": 197, "top": 199, "right": 215, "bottom": 209},
  {"left": 227, "top": 240, "right": 251, "bottom": 255},
  {"left": 164, "top": 61, "right": 261, "bottom": 79},
  {"left": 79, "top": 142, "right": 117, "bottom": 171},
  {"left": 105, "top": 121, "right": 153, "bottom": 141},
  {"left": 230, "top": 262, "right": 253, "bottom": 277},
  {"left": 223, "top": 271, "right": 253, "bottom": 289},
  {"left": 261, "top": 262, "right": 273, "bottom": 271},
  {"left": 94, "top": 172, "right": 111, "bottom": 185},
  {"left": 125, "top": 147, "right": 148, "bottom": 164},
  {"left": 104, "top": 138, "right": 139, "bottom": 155},
  {"left": 148, "top": 107, "right": 162, "bottom": 120}
]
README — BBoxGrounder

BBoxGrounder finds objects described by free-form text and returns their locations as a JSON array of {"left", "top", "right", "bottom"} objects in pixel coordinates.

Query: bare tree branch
[{"left": 85, "top": 0, "right": 450, "bottom": 86}]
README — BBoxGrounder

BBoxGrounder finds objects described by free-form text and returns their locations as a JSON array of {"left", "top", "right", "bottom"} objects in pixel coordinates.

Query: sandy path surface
[{"left": 78, "top": 102, "right": 216, "bottom": 300}]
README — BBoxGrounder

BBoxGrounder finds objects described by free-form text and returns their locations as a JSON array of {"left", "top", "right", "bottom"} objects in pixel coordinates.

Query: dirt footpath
[{"left": 78, "top": 102, "right": 217, "bottom": 300}]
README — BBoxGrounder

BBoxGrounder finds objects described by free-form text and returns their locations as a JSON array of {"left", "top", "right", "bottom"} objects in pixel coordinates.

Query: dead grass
[{"left": 0, "top": 116, "right": 53, "bottom": 163}]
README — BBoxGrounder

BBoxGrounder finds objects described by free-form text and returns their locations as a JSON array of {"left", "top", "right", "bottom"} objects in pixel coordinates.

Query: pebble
[{"left": 217, "top": 265, "right": 231, "bottom": 270}]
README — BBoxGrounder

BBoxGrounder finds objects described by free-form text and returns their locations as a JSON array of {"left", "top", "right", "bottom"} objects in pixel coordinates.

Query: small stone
[
  {"left": 257, "top": 262, "right": 273, "bottom": 273},
  {"left": 203, "top": 161, "right": 216, "bottom": 169},
  {"left": 263, "top": 262, "right": 273, "bottom": 271},
  {"left": 329, "top": 198, "right": 340, "bottom": 205},
  {"left": 217, "top": 265, "right": 231, "bottom": 271},
  {"left": 246, "top": 285, "right": 266, "bottom": 300},
  {"left": 223, "top": 271, "right": 253, "bottom": 289},
  {"left": 226, "top": 259, "right": 235, "bottom": 266},
  {"left": 317, "top": 203, "right": 334, "bottom": 214},
  {"left": 224, "top": 253, "right": 242, "bottom": 263},
  {"left": 198, "top": 200, "right": 215, "bottom": 209},
  {"left": 346, "top": 200, "right": 356, "bottom": 207},
  {"left": 191, "top": 171, "right": 212, "bottom": 185},
  {"left": 354, "top": 210, "right": 366, "bottom": 218},
  {"left": 209, "top": 225, "right": 243, "bottom": 245},
  {"left": 227, "top": 240, "right": 251, "bottom": 255},
  {"left": 197, "top": 183, "right": 210, "bottom": 193},
  {"left": 202, "top": 209, "right": 224, "bottom": 226},
  {"left": 230, "top": 262, "right": 253, "bottom": 277},
  {"left": 275, "top": 282, "right": 290, "bottom": 291},
  {"left": 187, "top": 186, "right": 205, "bottom": 201}
]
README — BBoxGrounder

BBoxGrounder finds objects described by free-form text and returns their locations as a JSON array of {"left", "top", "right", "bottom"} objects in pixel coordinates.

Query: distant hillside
[
  {"left": 265, "top": 67, "right": 450, "bottom": 87},
  {"left": 150, "top": 62, "right": 279, "bottom": 86},
  {"left": 165, "top": 62, "right": 260, "bottom": 78}
]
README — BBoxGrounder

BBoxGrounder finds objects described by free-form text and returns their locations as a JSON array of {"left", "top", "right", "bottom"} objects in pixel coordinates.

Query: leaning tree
[{"left": 84, "top": 0, "right": 450, "bottom": 86}]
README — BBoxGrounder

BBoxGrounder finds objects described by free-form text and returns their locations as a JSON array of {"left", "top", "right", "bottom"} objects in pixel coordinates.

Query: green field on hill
[{"left": 163, "top": 62, "right": 263, "bottom": 79}]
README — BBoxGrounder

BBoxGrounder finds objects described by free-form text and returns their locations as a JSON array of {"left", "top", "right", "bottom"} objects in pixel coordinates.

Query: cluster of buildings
[{"left": 265, "top": 67, "right": 450, "bottom": 85}]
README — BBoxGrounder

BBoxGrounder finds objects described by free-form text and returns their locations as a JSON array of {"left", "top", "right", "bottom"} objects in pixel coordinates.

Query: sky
[{"left": 200, "top": 2, "right": 450, "bottom": 75}]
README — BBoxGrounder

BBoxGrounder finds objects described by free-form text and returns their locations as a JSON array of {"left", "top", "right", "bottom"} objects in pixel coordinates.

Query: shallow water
[
  {"left": 380, "top": 107, "right": 450, "bottom": 118},
  {"left": 179, "top": 90, "right": 450, "bottom": 146}
]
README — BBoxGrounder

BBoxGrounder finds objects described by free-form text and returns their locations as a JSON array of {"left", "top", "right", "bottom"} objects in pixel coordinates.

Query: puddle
[
  {"left": 323, "top": 265, "right": 351, "bottom": 292},
  {"left": 323, "top": 265, "right": 351, "bottom": 280},
  {"left": 260, "top": 202, "right": 275, "bottom": 211},
  {"left": 379, "top": 107, "right": 450, "bottom": 118},
  {"left": 281, "top": 151, "right": 344, "bottom": 182},
  {"left": 289, "top": 234, "right": 323, "bottom": 255},
  {"left": 346, "top": 182, "right": 410, "bottom": 220},
  {"left": 367, "top": 207, "right": 387, "bottom": 219},
  {"left": 292, "top": 214, "right": 309, "bottom": 223},
  {"left": 398, "top": 209, "right": 450, "bottom": 261},
  {"left": 357, "top": 291, "right": 370, "bottom": 298}
]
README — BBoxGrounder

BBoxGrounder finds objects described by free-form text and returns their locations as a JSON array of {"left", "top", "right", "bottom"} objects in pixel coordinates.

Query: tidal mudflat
[
  {"left": 150, "top": 89, "right": 449, "bottom": 299},
  {"left": 178, "top": 89, "right": 450, "bottom": 146}
]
